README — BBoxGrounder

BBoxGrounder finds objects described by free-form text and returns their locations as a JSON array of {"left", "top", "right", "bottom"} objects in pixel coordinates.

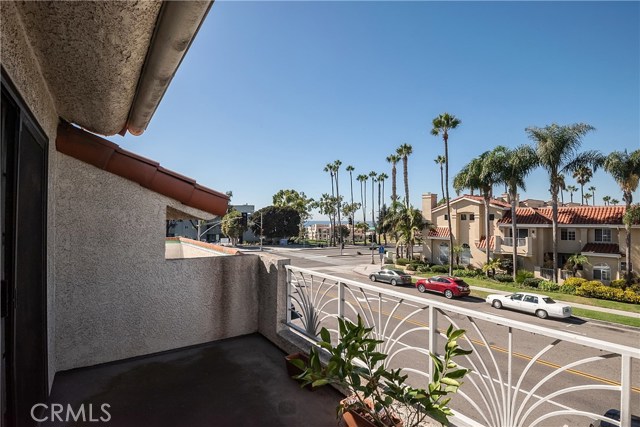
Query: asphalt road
[{"left": 264, "top": 245, "right": 640, "bottom": 427}]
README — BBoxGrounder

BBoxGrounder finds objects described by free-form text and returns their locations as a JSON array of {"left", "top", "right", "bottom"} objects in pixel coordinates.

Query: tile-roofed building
[
  {"left": 427, "top": 227, "right": 451, "bottom": 239},
  {"left": 499, "top": 206, "right": 625, "bottom": 226},
  {"left": 476, "top": 236, "right": 495, "bottom": 251},
  {"left": 581, "top": 243, "right": 623, "bottom": 255}
]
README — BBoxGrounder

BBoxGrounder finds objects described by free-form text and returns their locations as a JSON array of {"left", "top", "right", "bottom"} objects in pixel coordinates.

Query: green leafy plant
[
  {"left": 563, "top": 277, "right": 586, "bottom": 288},
  {"left": 430, "top": 265, "right": 448, "bottom": 274},
  {"left": 515, "top": 270, "right": 534, "bottom": 284},
  {"left": 494, "top": 274, "right": 514, "bottom": 283},
  {"left": 395, "top": 258, "right": 410, "bottom": 266},
  {"left": 522, "top": 277, "right": 542, "bottom": 288},
  {"left": 293, "top": 316, "right": 471, "bottom": 426}
]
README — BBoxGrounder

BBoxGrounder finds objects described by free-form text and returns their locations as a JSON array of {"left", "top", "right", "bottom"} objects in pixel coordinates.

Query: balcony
[
  {"left": 286, "top": 265, "right": 639, "bottom": 427},
  {"left": 495, "top": 236, "right": 533, "bottom": 256}
]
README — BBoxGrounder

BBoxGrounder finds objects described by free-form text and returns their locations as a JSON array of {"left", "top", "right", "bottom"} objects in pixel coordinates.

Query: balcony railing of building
[
  {"left": 539, "top": 268, "right": 554, "bottom": 280},
  {"left": 285, "top": 265, "right": 637, "bottom": 427},
  {"left": 502, "top": 237, "right": 527, "bottom": 247}
]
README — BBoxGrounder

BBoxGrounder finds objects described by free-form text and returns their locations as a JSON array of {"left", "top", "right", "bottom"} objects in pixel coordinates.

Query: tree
[
  {"left": 432, "top": 113, "right": 461, "bottom": 276},
  {"left": 611, "top": 198, "right": 620, "bottom": 205},
  {"left": 396, "top": 144, "right": 413, "bottom": 207},
  {"left": 566, "top": 185, "right": 578, "bottom": 203},
  {"left": 357, "top": 174, "right": 368, "bottom": 243},
  {"left": 526, "top": 122, "right": 600, "bottom": 282},
  {"left": 434, "top": 155, "right": 446, "bottom": 204},
  {"left": 324, "top": 163, "right": 337, "bottom": 245},
  {"left": 604, "top": 149, "right": 640, "bottom": 284},
  {"left": 565, "top": 253, "right": 590, "bottom": 276},
  {"left": 272, "top": 189, "right": 315, "bottom": 241},
  {"left": 342, "top": 202, "right": 361, "bottom": 244},
  {"left": 573, "top": 165, "right": 593, "bottom": 205},
  {"left": 491, "top": 145, "right": 538, "bottom": 280},
  {"left": 346, "top": 165, "right": 356, "bottom": 244},
  {"left": 588, "top": 186, "right": 596, "bottom": 206},
  {"left": 383, "top": 203, "right": 430, "bottom": 260},
  {"left": 386, "top": 154, "right": 401, "bottom": 204},
  {"left": 333, "top": 160, "right": 344, "bottom": 248},
  {"left": 221, "top": 210, "right": 247, "bottom": 245},
  {"left": 482, "top": 257, "right": 502, "bottom": 277},
  {"left": 602, "top": 195, "right": 611, "bottom": 206},
  {"left": 454, "top": 150, "right": 502, "bottom": 276},
  {"left": 369, "top": 171, "right": 377, "bottom": 243},
  {"left": 584, "top": 193, "right": 592, "bottom": 205},
  {"left": 249, "top": 206, "right": 300, "bottom": 240}
]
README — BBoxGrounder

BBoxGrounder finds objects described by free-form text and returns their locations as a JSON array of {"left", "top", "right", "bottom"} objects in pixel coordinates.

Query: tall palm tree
[
  {"left": 378, "top": 173, "right": 389, "bottom": 208},
  {"left": 602, "top": 195, "right": 611, "bottom": 206},
  {"left": 573, "top": 165, "right": 593, "bottom": 205},
  {"left": 323, "top": 163, "right": 336, "bottom": 245},
  {"left": 357, "top": 174, "right": 368, "bottom": 244},
  {"left": 584, "top": 193, "right": 592, "bottom": 205},
  {"left": 558, "top": 175, "right": 566, "bottom": 206},
  {"left": 567, "top": 185, "right": 578, "bottom": 203},
  {"left": 611, "top": 198, "right": 620, "bottom": 205},
  {"left": 604, "top": 149, "right": 640, "bottom": 284},
  {"left": 434, "top": 155, "right": 446, "bottom": 204},
  {"left": 332, "top": 160, "right": 343, "bottom": 249},
  {"left": 588, "top": 186, "right": 596, "bottom": 206},
  {"left": 386, "top": 154, "right": 401, "bottom": 204},
  {"left": 396, "top": 144, "right": 413, "bottom": 207},
  {"left": 491, "top": 145, "right": 538, "bottom": 280},
  {"left": 454, "top": 150, "right": 502, "bottom": 274},
  {"left": 346, "top": 165, "right": 355, "bottom": 244},
  {"left": 526, "top": 122, "right": 600, "bottom": 282},
  {"left": 432, "top": 113, "right": 461, "bottom": 275},
  {"left": 369, "top": 171, "right": 377, "bottom": 243}
]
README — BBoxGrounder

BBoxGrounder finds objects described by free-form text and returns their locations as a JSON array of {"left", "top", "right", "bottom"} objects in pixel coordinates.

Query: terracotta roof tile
[
  {"left": 499, "top": 206, "right": 625, "bottom": 225},
  {"left": 427, "top": 227, "right": 450, "bottom": 238},
  {"left": 56, "top": 121, "right": 229, "bottom": 216},
  {"left": 476, "top": 236, "right": 495, "bottom": 250},
  {"left": 581, "top": 243, "right": 622, "bottom": 255}
]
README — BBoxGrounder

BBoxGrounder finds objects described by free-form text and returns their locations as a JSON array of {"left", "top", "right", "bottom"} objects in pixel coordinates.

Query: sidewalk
[{"left": 352, "top": 264, "right": 640, "bottom": 320}]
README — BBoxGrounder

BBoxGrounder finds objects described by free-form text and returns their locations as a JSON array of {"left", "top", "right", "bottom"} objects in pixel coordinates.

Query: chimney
[{"left": 422, "top": 193, "right": 437, "bottom": 222}]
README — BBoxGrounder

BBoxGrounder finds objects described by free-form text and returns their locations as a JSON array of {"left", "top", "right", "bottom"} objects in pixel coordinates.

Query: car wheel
[
  {"left": 492, "top": 300, "right": 502, "bottom": 309},
  {"left": 417, "top": 284, "right": 426, "bottom": 293},
  {"left": 369, "top": 275, "right": 376, "bottom": 282},
  {"left": 390, "top": 279, "right": 397, "bottom": 286},
  {"left": 536, "top": 310, "right": 548, "bottom": 319},
  {"left": 444, "top": 289, "right": 454, "bottom": 299}
]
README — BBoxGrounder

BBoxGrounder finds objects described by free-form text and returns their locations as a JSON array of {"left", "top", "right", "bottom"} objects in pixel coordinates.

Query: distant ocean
[{"left": 305, "top": 220, "right": 373, "bottom": 226}]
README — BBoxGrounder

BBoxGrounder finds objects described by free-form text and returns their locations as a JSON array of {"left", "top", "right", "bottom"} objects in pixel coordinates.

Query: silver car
[{"left": 369, "top": 269, "right": 412, "bottom": 286}]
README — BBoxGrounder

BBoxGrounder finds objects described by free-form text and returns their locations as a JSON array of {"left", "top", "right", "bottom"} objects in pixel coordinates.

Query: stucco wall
[
  {"left": 55, "top": 154, "right": 263, "bottom": 370},
  {"left": 1, "top": 1, "right": 60, "bottom": 388}
]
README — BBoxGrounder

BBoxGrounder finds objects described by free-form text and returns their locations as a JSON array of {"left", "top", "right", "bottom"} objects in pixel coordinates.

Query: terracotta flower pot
[{"left": 340, "top": 397, "right": 403, "bottom": 427}]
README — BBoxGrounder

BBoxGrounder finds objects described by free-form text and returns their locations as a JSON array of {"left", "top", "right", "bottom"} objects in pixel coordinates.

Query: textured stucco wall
[
  {"left": 55, "top": 154, "right": 262, "bottom": 370},
  {"left": 1, "top": 1, "right": 60, "bottom": 388}
]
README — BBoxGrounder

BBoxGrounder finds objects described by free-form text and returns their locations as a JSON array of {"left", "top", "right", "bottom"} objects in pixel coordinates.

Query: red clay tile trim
[
  {"left": 56, "top": 121, "right": 229, "bottom": 216},
  {"left": 476, "top": 236, "right": 495, "bottom": 250},
  {"left": 500, "top": 206, "right": 626, "bottom": 225},
  {"left": 167, "top": 237, "right": 242, "bottom": 255},
  {"left": 427, "top": 227, "right": 450, "bottom": 238},
  {"left": 581, "top": 243, "right": 622, "bottom": 255}
]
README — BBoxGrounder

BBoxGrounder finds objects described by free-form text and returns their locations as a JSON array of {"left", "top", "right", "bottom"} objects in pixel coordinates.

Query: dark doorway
[{"left": 2, "top": 72, "right": 49, "bottom": 427}]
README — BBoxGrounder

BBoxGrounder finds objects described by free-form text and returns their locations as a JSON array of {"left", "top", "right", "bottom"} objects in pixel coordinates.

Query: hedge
[
  {"left": 563, "top": 277, "right": 586, "bottom": 288},
  {"left": 575, "top": 280, "right": 640, "bottom": 303},
  {"left": 494, "top": 274, "right": 514, "bottom": 283},
  {"left": 516, "top": 270, "right": 534, "bottom": 284},
  {"left": 396, "top": 258, "right": 410, "bottom": 266},
  {"left": 430, "top": 265, "right": 448, "bottom": 274},
  {"left": 522, "top": 278, "right": 542, "bottom": 288}
]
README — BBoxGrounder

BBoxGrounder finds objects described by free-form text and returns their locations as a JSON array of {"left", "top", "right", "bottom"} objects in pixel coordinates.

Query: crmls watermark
[{"left": 31, "top": 403, "right": 111, "bottom": 423}]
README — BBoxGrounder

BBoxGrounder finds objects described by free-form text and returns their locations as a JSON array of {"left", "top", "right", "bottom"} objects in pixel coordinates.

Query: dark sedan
[{"left": 369, "top": 269, "right": 412, "bottom": 286}]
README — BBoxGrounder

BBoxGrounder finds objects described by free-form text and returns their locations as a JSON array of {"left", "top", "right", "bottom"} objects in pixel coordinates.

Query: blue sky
[{"left": 112, "top": 1, "right": 639, "bottom": 219}]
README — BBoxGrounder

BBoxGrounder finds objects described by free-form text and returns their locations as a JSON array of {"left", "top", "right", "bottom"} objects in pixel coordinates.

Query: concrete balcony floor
[{"left": 44, "top": 334, "right": 343, "bottom": 427}]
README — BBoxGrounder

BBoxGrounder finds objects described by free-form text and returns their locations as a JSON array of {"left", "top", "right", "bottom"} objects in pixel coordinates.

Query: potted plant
[{"left": 292, "top": 315, "right": 471, "bottom": 427}]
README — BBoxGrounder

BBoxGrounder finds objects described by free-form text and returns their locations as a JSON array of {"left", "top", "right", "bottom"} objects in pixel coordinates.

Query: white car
[{"left": 486, "top": 292, "right": 572, "bottom": 319}]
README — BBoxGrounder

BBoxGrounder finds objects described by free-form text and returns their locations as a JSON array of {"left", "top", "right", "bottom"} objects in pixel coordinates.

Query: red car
[{"left": 415, "top": 276, "right": 471, "bottom": 299}]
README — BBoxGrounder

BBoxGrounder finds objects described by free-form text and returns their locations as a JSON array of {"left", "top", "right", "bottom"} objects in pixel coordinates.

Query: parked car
[
  {"left": 589, "top": 409, "right": 640, "bottom": 427},
  {"left": 415, "top": 276, "right": 470, "bottom": 299},
  {"left": 369, "top": 269, "right": 412, "bottom": 286},
  {"left": 486, "top": 292, "right": 572, "bottom": 319}
]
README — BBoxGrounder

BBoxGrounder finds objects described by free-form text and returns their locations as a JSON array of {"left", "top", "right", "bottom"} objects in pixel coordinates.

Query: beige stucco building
[{"left": 422, "top": 192, "right": 639, "bottom": 282}]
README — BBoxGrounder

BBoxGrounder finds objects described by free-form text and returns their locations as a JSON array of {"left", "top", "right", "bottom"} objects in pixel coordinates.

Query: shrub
[
  {"left": 630, "top": 284, "right": 640, "bottom": 294},
  {"left": 453, "top": 269, "right": 480, "bottom": 278},
  {"left": 417, "top": 265, "right": 431, "bottom": 273},
  {"left": 558, "top": 284, "right": 577, "bottom": 295},
  {"left": 494, "top": 274, "right": 514, "bottom": 283},
  {"left": 538, "top": 280, "right": 560, "bottom": 292},
  {"left": 610, "top": 279, "right": 627, "bottom": 289},
  {"left": 396, "top": 258, "right": 410, "bottom": 266},
  {"left": 430, "top": 265, "right": 448, "bottom": 274},
  {"left": 522, "top": 278, "right": 542, "bottom": 288},
  {"left": 575, "top": 280, "right": 604, "bottom": 298},
  {"left": 406, "top": 263, "right": 418, "bottom": 271},
  {"left": 515, "top": 270, "right": 534, "bottom": 284},
  {"left": 563, "top": 277, "right": 587, "bottom": 288}
]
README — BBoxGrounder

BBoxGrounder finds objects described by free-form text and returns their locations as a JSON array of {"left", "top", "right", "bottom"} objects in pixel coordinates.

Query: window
[
  {"left": 511, "top": 294, "right": 523, "bottom": 301},
  {"left": 489, "top": 214, "right": 495, "bottom": 221},
  {"left": 523, "top": 295, "right": 538, "bottom": 304},
  {"left": 593, "top": 264, "right": 611, "bottom": 281},
  {"left": 444, "top": 214, "right": 448, "bottom": 220},
  {"left": 621, "top": 262, "right": 627, "bottom": 272},
  {"left": 469, "top": 213, "right": 475, "bottom": 221},
  {"left": 561, "top": 229, "right": 576, "bottom": 241},
  {"left": 460, "top": 214, "right": 467, "bottom": 220},
  {"left": 517, "top": 229, "right": 529, "bottom": 238},
  {"left": 594, "top": 229, "right": 612, "bottom": 242}
]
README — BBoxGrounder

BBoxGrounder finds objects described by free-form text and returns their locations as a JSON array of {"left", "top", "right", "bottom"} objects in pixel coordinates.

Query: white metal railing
[
  {"left": 285, "top": 265, "right": 638, "bottom": 427},
  {"left": 502, "top": 237, "right": 527, "bottom": 247}
]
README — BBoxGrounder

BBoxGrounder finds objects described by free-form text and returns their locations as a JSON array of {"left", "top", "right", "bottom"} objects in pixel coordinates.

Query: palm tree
[
  {"left": 611, "top": 198, "right": 620, "bottom": 205},
  {"left": 604, "top": 149, "right": 640, "bottom": 284},
  {"left": 357, "top": 174, "right": 368, "bottom": 244},
  {"left": 333, "top": 160, "right": 343, "bottom": 249},
  {"left": 383, "top": 203, "right": 430, "bottom": 260},
  {"left": 346, "top": 165, "right": 355, "bottom": 244},
  {"left": 396, "top": 144, "right": 413, "bottom": 207},
  {"left": 566, "top": 185, "right": 578, "bottom": 203},
  {"left": 588, "top": 186, "right": 596, "bottom": 206},
  {"left": 602, "top": 195, "right": 611, "bottom": 206},
  {"left": 431, "top": 113, "right": 461, "bottom": 276},
  {"left": 386, "top": 154, "right": 401, "bottom": 204},
  {"left": 492, "top": 145, "right": 538, "bottom": 280},
  {"left": 369, "top": 171, "right": 377, "bottom": 243},
  {"left": 558, "top": 175, "right": 566, "bottom": 206},
  {"left": 378, "top": 172, "right": 388, "bottom": 206},
  {"left": 566, "top": 253, "right": 590, "bottom": 277},
  {"left": 377, "top": 173, "right": 389, "bottom": 243},
  {"left": 526, "top": 122, "right": 600, "bottom": 282},
  {"left": 454, "top": 150, "right": 502, "bottom": 275},
  {"left": 434, "top": 155, "right": 446, "bottom": 204},
  {"left": 584, "top": 193, "right": 592, "bottom": 205},
  {"left": 323, "top": 163, "right": 336, "bottom": 245},
  {"left": 573, "top": 165, "right": 593, "bottom": 205}
]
